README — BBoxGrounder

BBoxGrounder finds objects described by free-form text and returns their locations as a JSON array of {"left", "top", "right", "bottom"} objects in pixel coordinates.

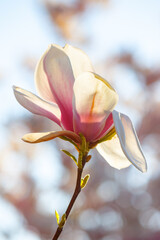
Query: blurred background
[{"left": 0, "top": 0, "right": 160, "bottom": 239}]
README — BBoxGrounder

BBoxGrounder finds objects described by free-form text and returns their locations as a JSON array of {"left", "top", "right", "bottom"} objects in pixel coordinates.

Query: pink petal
[
  {"left": 13, "top": 86, "right": 61, "bottom": 126},
  {"left": 73, "top": 72, "right": 118, "bottom": 141},
  {"left": 95, "top": 113, "right": 114, "bottom": 141},
  {"left": 35, "top": 44, "right": 75, "bottom": 130},
  {"left": 22, "top": 130, "right": 81, "bottom": 144}
]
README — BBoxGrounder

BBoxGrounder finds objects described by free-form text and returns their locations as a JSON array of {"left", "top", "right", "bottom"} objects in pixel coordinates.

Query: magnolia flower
[{"left": 13, "top": 44, "right": 147, "bottom": 172}]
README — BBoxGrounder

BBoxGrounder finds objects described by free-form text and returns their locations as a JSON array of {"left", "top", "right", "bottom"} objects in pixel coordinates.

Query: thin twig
[{"left": 52, "top": 154, "right": 87, "bottom": 240}]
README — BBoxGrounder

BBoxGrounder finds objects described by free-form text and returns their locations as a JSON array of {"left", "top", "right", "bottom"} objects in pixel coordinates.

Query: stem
[{"left": 52, "top": 154, "right": 87, "bottom": 240}]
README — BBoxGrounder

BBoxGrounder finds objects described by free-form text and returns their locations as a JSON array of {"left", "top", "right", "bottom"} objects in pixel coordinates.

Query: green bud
[
  {"left": 59, "top": 213, "right": 66, "bottom": 228},
  {"left": 81, "top": 174, "right": 90, "bottom": 189},
  {"left": 81, "top": 178, "right": 84, "bottom": 186},
  {"left": 55, "top": 210, "right": 60, "bottom": 225}
]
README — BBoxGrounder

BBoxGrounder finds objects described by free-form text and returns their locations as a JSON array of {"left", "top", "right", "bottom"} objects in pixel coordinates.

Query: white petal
[
  {"left": 34, "top": 46, "right": 56, "bottom": 103},
  {"left": 112, "top": 110, "right": 147, "bottom": 172},
  {"left": 22, "top": 130, "right": 81, "bottom": 144},
  {"left": 64, "top": 44, "right": 94, "bottom": 79},
  {"left": 97, "top": 134, "right": 132, "bottom": 170},
  {"left": 13, "top": 86, "right": 61, "bottom": 126},
  {"left": 73, "top": 72, "right": 118, "bottom": 141}
]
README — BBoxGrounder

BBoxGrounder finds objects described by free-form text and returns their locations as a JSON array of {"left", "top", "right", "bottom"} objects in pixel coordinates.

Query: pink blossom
[{"left": 13, "top": 44, "right": 147, "bottom": 172}]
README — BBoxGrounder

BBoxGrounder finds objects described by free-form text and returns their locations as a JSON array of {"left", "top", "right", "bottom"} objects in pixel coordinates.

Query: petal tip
[
  {"left": 141, "top": 163, "right": 147, "bottom": 173},
  {"left": 21, "top": 135, "right": 32, "bottom": 143},
  {"left": 22, "top": 133, "right": 39, "bottom": 143},
  {"left": 13, "top": 86, "right": 22, "bottom": 94},
  {"left": 12, "top": 85, "right": 19, "bottom": 92},
  {"left": 131, "top": 158, "right": 147, "bottom": 173},
  {"left": 48, "top": 44, "right": 53, "bottom": 50}
]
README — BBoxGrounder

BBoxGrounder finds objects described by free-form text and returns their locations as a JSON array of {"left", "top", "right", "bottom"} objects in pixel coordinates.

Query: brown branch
[{"left": 52, "top": 154, "right": 87, "bottom": 240}]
